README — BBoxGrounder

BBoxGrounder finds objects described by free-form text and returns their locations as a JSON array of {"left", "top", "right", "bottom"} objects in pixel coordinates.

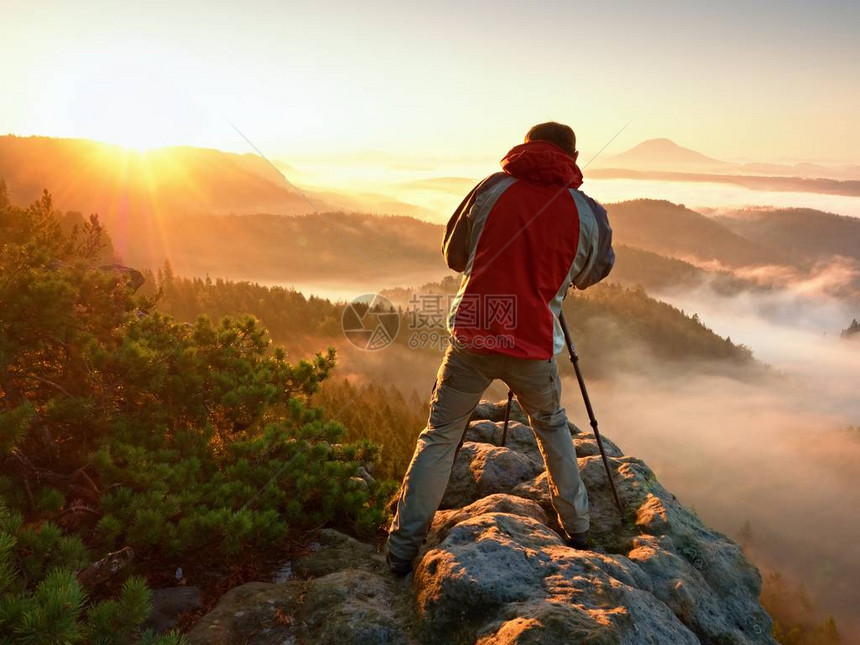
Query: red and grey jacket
[{"left": 443, "top": 140, "right": 614, "bottom": 360}]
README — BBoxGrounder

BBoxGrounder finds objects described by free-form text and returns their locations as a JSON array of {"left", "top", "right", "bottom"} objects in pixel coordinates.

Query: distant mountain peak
[
  {"left": 637, "top": 137, "right": 682, "bottom": 148},
  {"left": 603, "top": 138, "right": 725, "bottom": 168}
]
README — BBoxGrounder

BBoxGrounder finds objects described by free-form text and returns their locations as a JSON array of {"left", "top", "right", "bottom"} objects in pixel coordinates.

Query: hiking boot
[
  {"left": 386, "top": 550, "right": 413, "bottom": 576},
  {"left": 565, "top": 530, "right": 590, "bottom": 550}
]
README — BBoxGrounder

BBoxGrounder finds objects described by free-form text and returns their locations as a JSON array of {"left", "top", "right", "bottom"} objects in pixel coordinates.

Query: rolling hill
[
  {"left": 607, "top": 199, "right": 790, "bottom": 268},
  {"left": 107, "top": 201, "right": 789, "bottom": 288},
  {"left": 0, "top": 135, "right": 319, "bottom": 217},
  {"left": 609, "top": 244, "right": 762, "bottom": 295},
  {"left": 0, "top": 135, "right": 426, "bottom": 240},
  {"left": 136, "top": 211, "right": 447, "bottom": 283},
  {"left": 3, "top": 135, "right": 830, "bottom": 291},
  {"left": 714, "top": 207, "right": 860, "bottom": 264}
]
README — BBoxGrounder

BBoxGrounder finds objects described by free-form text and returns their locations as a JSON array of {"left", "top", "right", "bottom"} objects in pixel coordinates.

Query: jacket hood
[{"left": 501, "top": 140, "right": 583, "bottom": 188}]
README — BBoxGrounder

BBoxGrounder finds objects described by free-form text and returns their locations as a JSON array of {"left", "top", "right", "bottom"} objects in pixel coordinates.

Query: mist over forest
[
  {"left": 2, "top": 133, "right": 858, "bottom": 643},
  {"left": 3, "top": 0, "right": 859, "bottom": 641}
]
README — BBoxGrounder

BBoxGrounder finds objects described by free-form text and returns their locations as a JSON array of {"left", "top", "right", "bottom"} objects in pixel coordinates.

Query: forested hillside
[
  {"left": 2, "top": 140, "right": 810, "bottom": 288},
  {"left": 139, "top": 265, "right": 758, "bottom": 482},
  {"left": 150, "top": 212, "right": 444, "bottom": 281},
  {"left": 566, "top": 282, "right": 755, "bottom": 368},
  {"left": 0, "top": 135, "right": 316, "bottom": 217},
  {"left": 715, "top": 207, "right": 860, "bottom": 264},
  {"left": 383, "top": 277, "right": 756, "bottom": 375},
  {"left": 609, "top": 244, "right": 762, "bottom": 295},
  {"left": 145, "top": 263, "right": 757, "bottom": 381},
  {"left": 129, "top": 200, "right": 800, "bottom": 283},
  {"left": 606, "top": 199, "right": 789, "bottom": 267}
]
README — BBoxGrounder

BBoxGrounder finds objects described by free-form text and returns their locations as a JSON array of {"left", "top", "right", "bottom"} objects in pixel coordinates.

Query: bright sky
[{"left": 2, "top": 0, "right": 858, "bottom": 164}]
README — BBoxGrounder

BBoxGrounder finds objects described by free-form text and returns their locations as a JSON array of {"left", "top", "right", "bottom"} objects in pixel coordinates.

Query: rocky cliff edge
[{"left": 186, "top": 399, "right": 775, "bottom": 644}]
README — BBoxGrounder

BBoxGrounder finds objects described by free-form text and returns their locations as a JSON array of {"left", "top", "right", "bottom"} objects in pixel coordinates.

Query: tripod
[{"left": 500, "top": 309, "right": 624, "bottom": 514}]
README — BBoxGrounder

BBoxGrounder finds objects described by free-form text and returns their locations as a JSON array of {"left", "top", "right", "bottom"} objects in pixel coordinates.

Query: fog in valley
[
  {"left": 313, "top": 192, "right": 860, "bottom": 637},
  {"left": 5, "top": 3, "right": 858, "bottom": 643},
  {"left": 4, "top": 131, "right": 858, "bottom": 640},
  {"left": 321, "top": 259, "right": 860, "bottom": 636},
  {"left": 573, "top": 285, "right": 860, "bottom": 637}
]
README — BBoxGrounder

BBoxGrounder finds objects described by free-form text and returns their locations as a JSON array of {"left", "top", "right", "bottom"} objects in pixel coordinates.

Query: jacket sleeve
[
  {"left": 572, "top": 194, "right": 615, "bottom": 289},
  {"left": 442, "top": 187, "right": 476, "bottom": 273},
  {"left": 443, "top": 173, "right": 510, "bottom": 272}
]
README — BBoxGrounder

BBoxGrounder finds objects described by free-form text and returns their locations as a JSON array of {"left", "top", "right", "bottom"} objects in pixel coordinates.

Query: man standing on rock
[{"left": 386, "top": 122, "right": 615, "bottom": 575}]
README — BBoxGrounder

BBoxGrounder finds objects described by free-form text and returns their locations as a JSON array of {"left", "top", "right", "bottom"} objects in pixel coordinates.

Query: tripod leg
[
  {"left": 500, "top": 389, "right": 514, "bottom": 447},
  {"left": 559, "top": 311, "right": 624, "bottom": 515}
]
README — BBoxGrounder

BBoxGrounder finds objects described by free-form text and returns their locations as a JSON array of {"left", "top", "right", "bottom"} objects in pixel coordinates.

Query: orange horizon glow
[{"left": 2, "top": 2, "right": 857, "bottom": 166}]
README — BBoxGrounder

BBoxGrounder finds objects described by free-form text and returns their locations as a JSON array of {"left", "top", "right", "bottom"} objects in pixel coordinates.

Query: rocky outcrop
[
  {"left": 187, "top": 399, "right": 775, "bottom": 644},
  {"left": 144, "top": 587, "right": 201, "bottom": 633},
  {"left": 186, "top": 530, "right": 410, "bottom": 645}
]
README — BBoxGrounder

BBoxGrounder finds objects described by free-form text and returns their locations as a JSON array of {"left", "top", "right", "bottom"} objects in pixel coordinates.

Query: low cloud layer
[{"left": 567, "top": 282, "right": 860, "bottom": 636}]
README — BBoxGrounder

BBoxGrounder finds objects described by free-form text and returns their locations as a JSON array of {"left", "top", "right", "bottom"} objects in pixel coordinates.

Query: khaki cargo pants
[{"left": 387, "top": 341, "right": 589, "bottom": 561}]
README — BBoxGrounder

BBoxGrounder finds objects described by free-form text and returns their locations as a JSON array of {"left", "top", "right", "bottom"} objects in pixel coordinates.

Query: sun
[{"left": 67, "top": 47, "right": 212, "bottom": 151}]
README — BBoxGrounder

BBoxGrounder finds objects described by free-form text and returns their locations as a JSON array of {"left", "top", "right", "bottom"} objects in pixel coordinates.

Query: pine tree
[
  {"left": 1, "top": 190, "right": 395, "bottom": 642},
  {"left": 738, "top": 520, "right": 754, "bottom": 552}
]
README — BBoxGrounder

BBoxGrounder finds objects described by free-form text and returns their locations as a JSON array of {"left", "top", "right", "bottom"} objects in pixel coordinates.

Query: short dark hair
[{"left": 525, "top": 122, "right": 576, "bottom": 157}]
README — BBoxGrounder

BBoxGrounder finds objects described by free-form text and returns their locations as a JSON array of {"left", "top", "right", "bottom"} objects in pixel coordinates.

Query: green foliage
[
  {"left": 1, "top": 190, "right": 139, "bottom": 467},
  {"left": 13, "top": 568, "right": 86, "bottom": 644},
  {"left": 0, "top": 500, "right": 181, "bottom": 644},
  {"left": 1, "top": 188, "right": 391, "bottom": 545},
  {"left": 92, "top": 403, "right": 392, "bottom": 556},
  {"left": 314, "top": 379, "right": 428, "bottom": 481},
  {"left": 142, "top": 264, "right": 343, "bottom": 344},
  {"left": 0, "top": 405, "right": 32, "bottom": 456},
  {"left": 84, "top": 577, "right": 152, "bottom": 645},
  {"left": 0, "top": 189, "right": 395, "bottom": 640}
]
